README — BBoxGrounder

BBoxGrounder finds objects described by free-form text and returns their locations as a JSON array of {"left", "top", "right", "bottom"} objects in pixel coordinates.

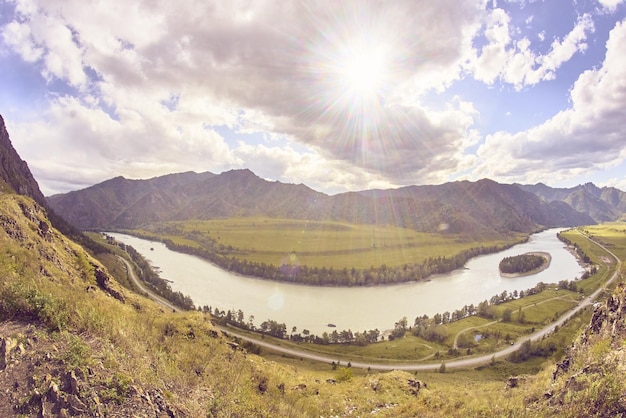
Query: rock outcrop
[
  {"left": 0, "top": 322, "right": 183, "bottom": 417},
  {"left": 544, "top": 279, "right": 626, "bottom": 416}
]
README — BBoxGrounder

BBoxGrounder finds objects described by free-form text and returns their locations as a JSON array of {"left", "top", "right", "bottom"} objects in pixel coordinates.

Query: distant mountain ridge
[
  {"left": 516, "top": 182, "right": 626, "bottom": 223},
  {"left": 47, "top": 169, "right": 615, "bottom": 237}
]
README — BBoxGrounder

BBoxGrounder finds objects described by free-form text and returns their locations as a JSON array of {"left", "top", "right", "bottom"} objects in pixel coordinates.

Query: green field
[
  {"left": 559, "top": 224, "right": 625, "bottom": 295},
  {"left": 207, "top": 222, "right": 622, "bottom": 372},
  {"left": 120, "top": 219, "right": 624, "bottom": 372},
  {"left": 133, "top": 217, "right": 522, "bottom": 270}
]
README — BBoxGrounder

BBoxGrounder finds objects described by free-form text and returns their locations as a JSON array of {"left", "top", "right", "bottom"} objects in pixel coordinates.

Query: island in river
[{"left": 499, "top": 251, "right": 552, "bottom": 278}]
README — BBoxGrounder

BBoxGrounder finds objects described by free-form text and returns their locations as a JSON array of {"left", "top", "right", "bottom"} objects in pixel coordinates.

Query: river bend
[{"left": 109, "top": 229, "right": 583, "bottom": 335}]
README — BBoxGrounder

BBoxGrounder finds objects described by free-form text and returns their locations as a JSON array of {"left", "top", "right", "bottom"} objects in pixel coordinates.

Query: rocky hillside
[
  {"left": 0, "top": 193, "right": 305, "bottom": 416},
  {"left": 48, "top": 169, "right": 596, "bottom": 237},
  {"left": 539, "top": 280, "right": 626, "bottom": 415},
  {"left": 0, "top": 115, "right": 47, "bottom": 206}
]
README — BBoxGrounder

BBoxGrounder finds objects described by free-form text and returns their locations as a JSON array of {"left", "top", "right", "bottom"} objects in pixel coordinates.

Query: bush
[
  {"left": 0, "top": 281, "right": 69, "bottom": 331},
  {"left": 336, "top": 367, "right": 353, "bottom": 382}
]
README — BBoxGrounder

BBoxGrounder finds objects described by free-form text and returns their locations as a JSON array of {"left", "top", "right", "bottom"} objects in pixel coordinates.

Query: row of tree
[
  {"left": 106, "top": 235, "right": 195, "bottom": 310},
  {"left": 205, "top": 274, "right": 578, "bottom": 347},
  {"left": 556, "top": 232, "right": 592, "bottom": 265},
  {"left": 206, "top": 306, "right": 383, "bottom": 345}
]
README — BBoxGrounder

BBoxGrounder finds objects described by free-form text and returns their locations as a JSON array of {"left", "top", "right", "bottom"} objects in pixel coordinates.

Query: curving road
[
  {"left": 121, "top": 231, "right": 621, "bottom": 371},
  {"left": 117, "top": 255, "right": 181, "bottom": 313}
]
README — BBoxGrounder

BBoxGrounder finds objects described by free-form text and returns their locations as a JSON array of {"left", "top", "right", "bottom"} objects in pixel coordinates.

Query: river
[{"left": 108, "top": 229, "right": 584, "bottom": 335}]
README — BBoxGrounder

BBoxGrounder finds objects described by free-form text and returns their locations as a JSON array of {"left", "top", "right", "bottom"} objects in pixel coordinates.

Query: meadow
[{"left": 132, "top": 217, "right": 522, "bottom": 270}]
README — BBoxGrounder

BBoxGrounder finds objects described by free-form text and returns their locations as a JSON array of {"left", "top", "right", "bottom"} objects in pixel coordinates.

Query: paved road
[
  {"left": 117, "top": 255, "right": 181, "bottom": 313},
  {"left": 121, "top": 231, "right": 621, "bottom": 371}
]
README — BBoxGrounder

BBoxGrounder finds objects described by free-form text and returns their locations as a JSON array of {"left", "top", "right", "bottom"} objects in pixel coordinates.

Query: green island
[
  {"left": 498, "top": 251, "right": 551, "bottom": 277},
  {"left": 117, "top": 218, "right": 527, "bottom": 286}
]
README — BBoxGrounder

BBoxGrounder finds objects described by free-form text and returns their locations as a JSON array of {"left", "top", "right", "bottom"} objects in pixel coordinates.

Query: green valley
[{"left": 123, "top": 218, "right": 524, "bottom": 286}]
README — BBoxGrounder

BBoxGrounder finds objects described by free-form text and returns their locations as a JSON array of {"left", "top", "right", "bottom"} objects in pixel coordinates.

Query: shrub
[
  {"left": 0, "top": 281, "right": 69, "bottom": 331},
  {"left": 336, "top": 367, "right": 353, "bottom": 382}
]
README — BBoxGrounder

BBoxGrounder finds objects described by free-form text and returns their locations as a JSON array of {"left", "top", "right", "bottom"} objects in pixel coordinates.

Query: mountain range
[{"left": 47, "top": 168, "right": 625, "bottom": 237}]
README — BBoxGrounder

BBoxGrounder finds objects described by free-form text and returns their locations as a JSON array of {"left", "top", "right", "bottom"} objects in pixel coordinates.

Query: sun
[
  {"left": 336, "top": 43, "right": 387, "bottom": 98},
  {"left": 329, "top": 40, "right": 390, "bottom": 104}
]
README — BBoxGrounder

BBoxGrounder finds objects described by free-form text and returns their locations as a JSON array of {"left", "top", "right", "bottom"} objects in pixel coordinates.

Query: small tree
[
  {"left": 517, "top": 308, "right": 526, "bottom": 324},
  {"left": 502, "top": 308, "right": 512, "bottom": 322}
]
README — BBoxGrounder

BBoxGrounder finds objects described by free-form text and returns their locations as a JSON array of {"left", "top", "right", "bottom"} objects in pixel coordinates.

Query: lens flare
[{"left": 333, "top": 41, "right": 389, "bottom": 103}]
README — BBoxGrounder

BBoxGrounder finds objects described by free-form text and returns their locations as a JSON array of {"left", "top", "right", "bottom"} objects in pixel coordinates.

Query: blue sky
[{"left": 0, "top": 0, "right": 625, "bottom": 195}]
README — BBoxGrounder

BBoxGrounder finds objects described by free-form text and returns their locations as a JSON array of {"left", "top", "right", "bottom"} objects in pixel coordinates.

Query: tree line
[
  {"left": 203, "top": 273, "right": 585, "bottom": 348},
  {"left": 106, "top": 235, "right": 195, "bottom": 310},
  {"left": 556, "top": 231, "right": 592, "bottom": 265}
]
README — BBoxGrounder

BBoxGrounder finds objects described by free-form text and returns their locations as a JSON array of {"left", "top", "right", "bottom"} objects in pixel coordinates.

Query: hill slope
[{"left": 48, "top": 170, "right": 596, "bottom": 236}]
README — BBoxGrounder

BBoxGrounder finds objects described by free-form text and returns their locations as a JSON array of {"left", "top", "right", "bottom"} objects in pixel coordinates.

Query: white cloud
[
  {"left": 2, "top": 6, "right": 88, "bottom": 88},
  {"left": 2, "top": 0, "right": 490, "bottom": 193},
  {"left": 467, "top": 9, "right": 595, "bottom": 90},
  {"left": 10, "top": 95, "right": 240, "bottom": 194},
  {"left": 1, "top": 20, "right": 43, "bottom": 62},
  {"left": 474, "top": 19, "right": 626, "bottom": 184},
  {"left": 537, "top": 14, "right": 594, "bottom": 74},
  {"left": 3, "top": 0, "right": 623, "bottom": 194},
  {"left": 597, "top": 0, "right": 625, "bottom": 13}
]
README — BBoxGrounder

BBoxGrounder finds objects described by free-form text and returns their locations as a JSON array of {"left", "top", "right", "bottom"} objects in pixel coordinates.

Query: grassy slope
[{"left": 1, "top": 193, "right": 625, "bottom": 416}]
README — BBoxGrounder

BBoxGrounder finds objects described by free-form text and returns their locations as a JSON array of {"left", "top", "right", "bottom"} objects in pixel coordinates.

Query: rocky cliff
[{"left": 0, "top": 115, "right": 47, "bottom": 206}]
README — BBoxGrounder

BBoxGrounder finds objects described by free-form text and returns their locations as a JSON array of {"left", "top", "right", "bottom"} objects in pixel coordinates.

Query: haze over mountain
[
  {"left": 516, "top": 182, "right": 626, "bottom": 223},
  {"left": 47, "top": 169, "right": 614, "bottom": 237}
]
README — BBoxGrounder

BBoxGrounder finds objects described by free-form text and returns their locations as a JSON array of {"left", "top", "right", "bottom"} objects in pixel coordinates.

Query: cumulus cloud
[
  {"left": 467, "top": 9, "right": 595, "bottom": 90},
  {"left": 3, "top": 0, "right": 488, "bottom": 193},
  {"left": 10, "top": 95, "right": 240, "bottom": 195},
  {"left": 1, "top": 20, "right": 44, "bottom": 62},
  {"left": 474, "top": 19, "right": 626, "bottom": 183},
  {"left": 2, "top": 0, "right": 624, "bottom": 194},
  {"left": 1, "top": 9, "right": 87, "bottom": 88},
  {"left": 597, "top": 0, "right": 625, "bottom": 13}
]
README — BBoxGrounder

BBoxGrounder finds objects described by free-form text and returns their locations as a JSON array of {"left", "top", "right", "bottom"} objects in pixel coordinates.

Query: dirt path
[
  {"left": 117, "top": 255, "right": 181, "bottom": 313},
  {"left": 452, "top": 294, "right": 578, "bottom": 349}
]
